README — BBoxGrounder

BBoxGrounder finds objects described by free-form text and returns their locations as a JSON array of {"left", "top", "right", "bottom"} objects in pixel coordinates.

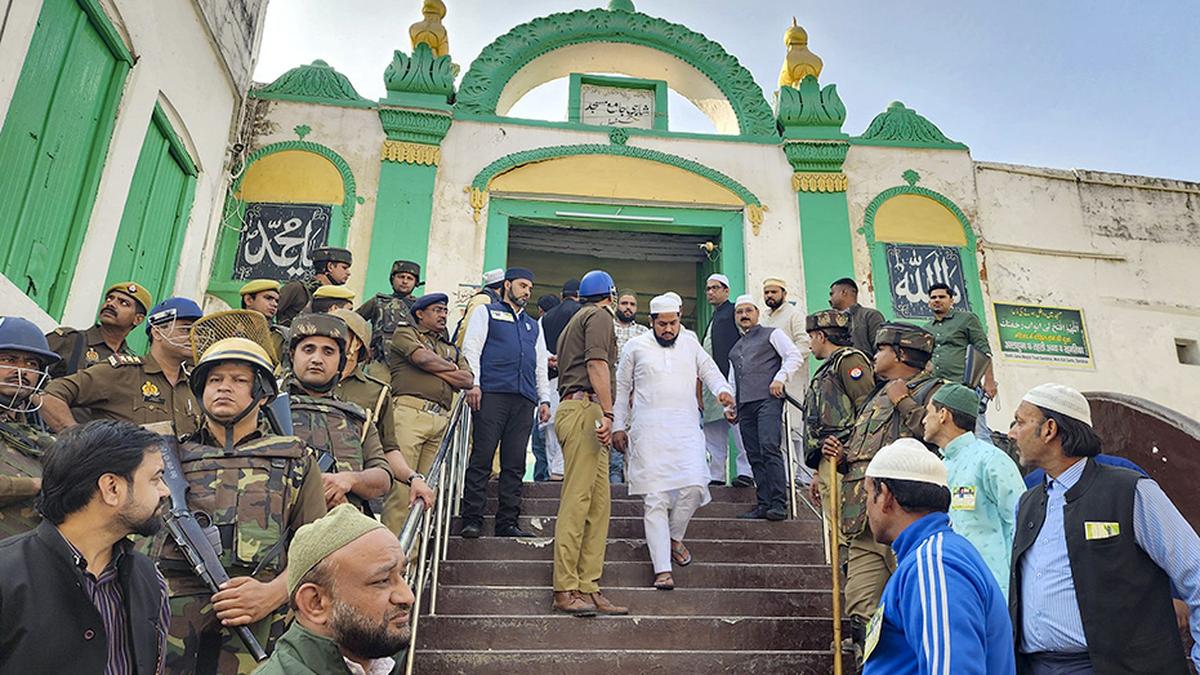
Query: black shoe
[
  {"left": 708, "top": 479, "right": 725, "bottom": 486},
  {"left": 495, "top": 524, "right": 535, "bottom": 537},
  {"left": 764, "top": 507, "right": 788, "bottom": 521},
  {"left": 732, "top": 475, "right": 755, "bottom": 488},
  {"left": 460, "top": 522, "right": 482, "bottom": 539},
  {"left": 738, "top": 508, "right": 767, "bottom": 520}
]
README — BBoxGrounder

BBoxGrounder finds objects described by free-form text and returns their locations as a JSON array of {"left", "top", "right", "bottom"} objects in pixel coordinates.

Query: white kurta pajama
[{"left": 614, "top": 330, "right": 732, "bottom": 575}]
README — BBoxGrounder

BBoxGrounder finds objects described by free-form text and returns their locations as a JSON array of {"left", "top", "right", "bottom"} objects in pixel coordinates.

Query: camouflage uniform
[
  {"left": 840, "top": 324, "right": 942, "bottom": 626},
  {"left": 356, "top": 293, "right": 414, "bottom": 374},
  {"left": 151, "top": 426, "right": 326, "bottom": 674},
  {"left": 0, "top": 415, "right": 53, "bottom": 538}
]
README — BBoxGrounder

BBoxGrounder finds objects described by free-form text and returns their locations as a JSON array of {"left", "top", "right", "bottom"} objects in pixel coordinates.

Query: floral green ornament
[
  {"left": 252, "top": 60, "right": 373, "bottom": 109},
  {"left": 855, "top": 101, "right": 967, "bottom": 149}
]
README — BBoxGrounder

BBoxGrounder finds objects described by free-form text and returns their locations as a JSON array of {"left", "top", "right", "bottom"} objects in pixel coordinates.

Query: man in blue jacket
[{"left": 862, "top": 438, "right": 1015, "bottom": 675}]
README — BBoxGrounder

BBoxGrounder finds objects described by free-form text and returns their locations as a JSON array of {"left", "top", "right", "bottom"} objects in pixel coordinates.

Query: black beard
[
  {"left": 764, "top": 297, "right": 783, "bottom": 309},
  {"left": 616, "top": 310, "right": 635, "bottom": 323},
  {"left": 654, "top": 333, "right": 678, "bottom": 348},
  {"left": 330, "top": 600, "right": 411, "bottom": 659},
  {"left": 121, "top": 501, "right": 164, "bottom": 537}
]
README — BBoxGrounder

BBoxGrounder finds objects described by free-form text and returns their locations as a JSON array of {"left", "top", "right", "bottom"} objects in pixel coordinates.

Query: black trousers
[
  {"left": 738, "top": 396, "right": 787, "bottom": 512},
  {"left": 1023, "top": 653, "right": 1095, "bottom": 675},
  {"left": 462, "top": 392, "right": 535, "bottom": 528}
]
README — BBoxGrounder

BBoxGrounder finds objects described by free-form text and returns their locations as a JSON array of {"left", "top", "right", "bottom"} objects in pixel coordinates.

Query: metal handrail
[{"left": 396, "top": 393, "right": 473, "bottom": 675}]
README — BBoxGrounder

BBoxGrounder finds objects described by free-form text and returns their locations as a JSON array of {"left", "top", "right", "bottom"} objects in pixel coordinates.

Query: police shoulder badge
[
  {"left": 849, "top": 367, "right": 864, "bottom": 380},
  {"left": 85, "top": 348, "right": 100, "bottom": 363}
]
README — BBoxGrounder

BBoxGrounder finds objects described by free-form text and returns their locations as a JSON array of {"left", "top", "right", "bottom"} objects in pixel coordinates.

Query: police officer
[
  {"left": 356, "top": 259, "right": 421, "bottom": 379},
  {"left": 41, "top": 297, "right": 203, "bottom": 436},
  {"left": 149, "top": 337, "right": 327, "bottom": 674},
  {"left": 802, "top": 310, "right": 875, "bottom": 528},
  {"left": 821, "top": 322, "right": 942, "bottom": 656},
  {"left": 276, "top": 246, "right": 352, "bottom": 327},
  {"left": 45, "top": 281, "right": 150, "bottom": 378},
  {"left": 309, "top": 284, "right": 356, "bottom": 314},
  {"left": 453, "top": 268, "right": 504, "bottom": 348},
  {"left": 239, "top": 279, "right": 285, "bottom": 364},
  {"left": 382, "top": 293, "right": 473, "bottom": 533},
  {"left": 0, "top": 317, "right": 59, "bottom": 537}
]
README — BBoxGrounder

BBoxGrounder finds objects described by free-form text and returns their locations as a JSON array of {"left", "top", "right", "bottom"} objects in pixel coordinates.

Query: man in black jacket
[{"left": 0, "top": 420, "right": 171, "bottom": 674}]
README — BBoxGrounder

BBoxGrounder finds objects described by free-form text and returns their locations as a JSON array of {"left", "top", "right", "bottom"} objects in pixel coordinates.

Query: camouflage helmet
[
  {"left": 289, "top": 313, "right": 349, "bottom": 357},
  {"left": 189, "top": 337, "right": 278, "bottom": 402},
  {"left": 806, "top": 309, "right": 850, "bottom": 332},
  {"left": 331, "top": 309, "right": 370, "bottom": 362},
  {"left": 875, "top": 322, "right": 935, "bottom": 355}
]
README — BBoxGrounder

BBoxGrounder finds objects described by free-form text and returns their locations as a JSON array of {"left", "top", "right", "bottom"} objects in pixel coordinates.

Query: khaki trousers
[
  {"left": 552, "top": 399, "right": 610, "bottom": 593},
  {"left": 382, "top": 400, "right": 448, "bottom": 534},
  {"left": 844, "top": 520, "right": 896, "bottom": 621}
]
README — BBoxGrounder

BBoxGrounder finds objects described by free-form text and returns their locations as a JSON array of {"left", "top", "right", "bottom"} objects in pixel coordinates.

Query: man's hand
[
  {"left": 821, "top": 436, "right": 844, "bottom": 462},
  {"left": 547, "top": 355, "right": 558, "bottom": 369},
  {"left": 213, "top": 576, "right": 285, "bottom": 626},
  {"left": 717, "top": 392, "right": 734, "bottom": 408},
  {"left": 808, "top": 479, "right": 820, "bottom": 505},
  {"left": 612, "top": 430, "right": 628, "bottom": 453},
  {"left": 884, "top": 378, "right": 910, "bottom": 404},
  {"left": 982, "top": 378, "right": 998, "bottom": 400},
  {"left": 724, "top": 408, "right": 737, "bottom": 424},
  {"left": 466, "top": 386, "right": 482, "bottom": 411},
  {"left": 538, "top": 402, "right": 551, "bottom": 424},
  {"left": 596, "top": 416, "right": 612, "bottom": 446},
  {"left": 408, "top": 478, "right": 436, "bottom": 509},
  {"left": 322, "top": 473, "right": 356, "bottom": 508},
  {"left": 769, "top": 381, "right": 785, "bottom": 399}
]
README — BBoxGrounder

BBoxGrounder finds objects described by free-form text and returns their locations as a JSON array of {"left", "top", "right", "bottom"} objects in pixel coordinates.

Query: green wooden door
[
  {"left": 0, "top": 0, "right": 132, "bottom": 316},
  {"left": 103, "top": 106, "right": 198, "bottom": 353}
]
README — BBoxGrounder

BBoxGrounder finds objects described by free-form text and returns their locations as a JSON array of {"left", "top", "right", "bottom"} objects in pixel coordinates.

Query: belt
[
  {"left": 394, "top": 394, "right": 448, "bottom": 416},
  {"left": 562, "top": 391, "right": 599, "bottom": 403}
]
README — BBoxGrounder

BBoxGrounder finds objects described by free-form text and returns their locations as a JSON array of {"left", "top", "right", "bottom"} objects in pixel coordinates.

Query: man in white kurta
[
  {"left": 613, "top": 294, "right": 733, "bottom": 588},
  {"left": 759, "top": 276, "right": 812, "bottom": 486}
]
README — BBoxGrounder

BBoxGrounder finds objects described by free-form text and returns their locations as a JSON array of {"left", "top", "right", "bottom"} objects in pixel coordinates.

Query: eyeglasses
[{"left": 705, "top": 285, "right": 723, "bottom": 291}]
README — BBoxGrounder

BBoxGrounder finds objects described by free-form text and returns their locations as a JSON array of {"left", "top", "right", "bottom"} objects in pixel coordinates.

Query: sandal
[
  {"left": 653, "top": 572, "right": 675, "bottom": 590},
  {"left": 670, "top": 540, "right": 692, "bottom": 567}
]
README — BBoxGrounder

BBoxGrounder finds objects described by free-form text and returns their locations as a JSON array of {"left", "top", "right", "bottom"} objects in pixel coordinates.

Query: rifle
[
  {"left": 158, "top": 435, "right": 268, "bottom": 663},
  {"left": 265, "top": 392, "right": 294, "bottom": 436}
]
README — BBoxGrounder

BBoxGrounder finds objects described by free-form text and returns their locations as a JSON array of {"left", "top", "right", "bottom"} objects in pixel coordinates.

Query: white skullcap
[
  {"left": 665, "top": 291, "right": 682, "bottom": 305},
  {"left": 734, "top": 294, "right": 756, "bottom": 309},
  {"left": 649, "top": 293, "right": 681, "bottom": 314},
  {"left": 707, "top": 273, "right": 730, "bottom": 289},
  {"left": 1022, "top": 383, "right": 1093, "bottom": 427},
  {"left": 482, "top": 268, "right": 504, "bottom": 285},
  {"left": 866, "top": 438, "right": 947, "bottom": 487}
]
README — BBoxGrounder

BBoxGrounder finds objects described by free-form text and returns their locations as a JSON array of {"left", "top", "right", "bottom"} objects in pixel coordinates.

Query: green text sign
[{"left": 994, "top": 302, "right": 1092, "bottom": 367}]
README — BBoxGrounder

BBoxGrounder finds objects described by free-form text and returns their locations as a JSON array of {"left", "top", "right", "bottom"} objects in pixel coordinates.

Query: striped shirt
[
  {"left": 1019, "top": 459, "right": 1200, "bottom": 669},
  {"left": 60, "top": 532, "right": 171, "bottom": 675}
]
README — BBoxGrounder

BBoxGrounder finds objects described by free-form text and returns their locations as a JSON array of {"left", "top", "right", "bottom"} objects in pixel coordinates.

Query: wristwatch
[{"left": 403, "top": 472, "right": 426, "bottom": 486}]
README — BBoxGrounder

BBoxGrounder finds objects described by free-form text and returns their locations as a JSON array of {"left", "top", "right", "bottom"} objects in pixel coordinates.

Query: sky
[{"left": 254, "top": 1, "right": 1200, "bottom": 182}]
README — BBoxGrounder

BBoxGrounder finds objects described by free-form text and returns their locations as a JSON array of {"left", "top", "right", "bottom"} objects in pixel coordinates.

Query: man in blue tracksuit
[{"left": 862, "top": 438, "right": 1015, "bottom": 675}]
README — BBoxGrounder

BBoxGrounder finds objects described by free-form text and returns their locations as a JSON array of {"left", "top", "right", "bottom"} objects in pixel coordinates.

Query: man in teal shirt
[{"left": 922, "top": 383, "right": 1024, "bottom": 596}]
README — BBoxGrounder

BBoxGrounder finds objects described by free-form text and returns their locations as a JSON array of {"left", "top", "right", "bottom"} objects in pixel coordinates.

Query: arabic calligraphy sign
[
  {"left": 232, "top": 203, "right": 331, "bottom": 281},
  {"left": 578, "top": 83, "right": 655, "bottom": 129},
  {"left": 884, "top": 244, "right": 971, "bottom": 320},
  {"left": 994, "top": 302, "right": 1092, "bottom": 367}
]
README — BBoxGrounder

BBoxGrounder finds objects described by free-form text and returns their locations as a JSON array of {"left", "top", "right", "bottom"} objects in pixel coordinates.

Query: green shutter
[
  {"left": 0, "top": 0, "right": 130, "bottom": 317},
  {"left": 103, "top": 106, "right": 197, "bottom": 353}
]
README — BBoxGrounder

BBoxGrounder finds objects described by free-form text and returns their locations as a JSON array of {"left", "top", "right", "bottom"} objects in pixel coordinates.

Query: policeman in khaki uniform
[
  {"left": 309, "top": 284, "right": 356, "bottom": 314},
  {"left": 383, "top": 293, "right": 473, "bottom": 533},
  {"left": 0, "top": 317, "right": 59, "bottom": 538},
  {"left": 45, "top": 281, "right": 150, "bottom": 378},
  {"left": 276, "top": 247, "right": 352, "bottom": 327},
  {"left": 803, "top": 310, "right": 875, "bottom": 523},
  {"left": 150, "top": 337, "right": 327, "bottom": 675},
  {"left": 821, "top": 322, "right": 942, "bottom": 655},
  {"left": 239, "top": 279, "right": 285, "bottom": 365},
  {"left": 41, "top": 297, "right": 203, "bottom": 437},
  {"left": 356, "top": 259, "right": 421, "bottom": 381},
  {"left": 331, "top": 309, "right": 399, "bottom": 455}
]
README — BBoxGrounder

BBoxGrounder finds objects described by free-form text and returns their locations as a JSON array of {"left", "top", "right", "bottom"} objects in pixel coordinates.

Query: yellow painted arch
[
  {"left": 488, "top": 154, "right": 743, "bottom": 206},
  {"left": 235, "top": 150, "right": 345, "bottom": 204},
  {"left": 873, "top": 193, "right": 967, "bottom": 246}
]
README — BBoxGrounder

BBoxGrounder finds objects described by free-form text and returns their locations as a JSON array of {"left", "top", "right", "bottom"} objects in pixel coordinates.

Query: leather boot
[
  {"left": 552, "top": 590, "right": 596, "bottom": 617},
  {"left": 589, "top": 591, "right": 629, "bottom": 616}
]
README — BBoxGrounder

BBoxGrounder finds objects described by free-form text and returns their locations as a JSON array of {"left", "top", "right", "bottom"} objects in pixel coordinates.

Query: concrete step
[
  {"left": 432, "top": 585, "right": 832, "bottom": 617},
  {"left": 490, "top": 481, "right": 759, "bottom": 502},
  {"left": 413, "top": 649, "right": 833, "bottom": 674},
  {"left": 483, "top": 497, "right": 758, "bottom": 518},
  {"left": 437, "top": 560, "right": 827, "bottom": 589},
  {"left": 416, "top": 615, "right": 830, "bottom": 650},
  {"left": 446, "top": 536, "right": 826, "bottom": 564},
  {"left": 450, "top": 515, "right": 821, "bottom": 540}
]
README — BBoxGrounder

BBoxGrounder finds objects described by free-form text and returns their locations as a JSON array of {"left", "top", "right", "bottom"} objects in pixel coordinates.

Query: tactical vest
[
  {"left": 728, "top": 325, "right": 781, "bottom": 405},
  {"left": 289, "top": 395, "right": 369, "bottom": 472},
  {"left": 369, "top": 294, "right": 413, "bottom": 363},
  {"left": 479, "top": 301, "right": 540, "bottom": 402},
  {"left": 804, "top": 347, "right": 870, "bottom": 460},
  {"left": 0, "top": 420, "right": 52, "bottom": 538},
  {"left": 152, "top": 435, "right": 307, "bottom": 593}
]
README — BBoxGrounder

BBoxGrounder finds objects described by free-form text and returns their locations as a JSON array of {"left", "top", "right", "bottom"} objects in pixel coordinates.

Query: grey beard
[{"left": 330, "top": 600, "right": 411, "bottom": 659}]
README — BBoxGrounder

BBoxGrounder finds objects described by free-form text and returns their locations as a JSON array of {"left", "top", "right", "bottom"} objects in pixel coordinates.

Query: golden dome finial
[
  {"left": 410, "top": 0, "right": 450, "bottom": 58},
  {"left": 779, "top": 16, "right": 823, "bottom": 88}
]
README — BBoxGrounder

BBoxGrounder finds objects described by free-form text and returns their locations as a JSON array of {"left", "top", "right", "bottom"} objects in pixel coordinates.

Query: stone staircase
[{"left": 412, "top": 481, "right": 837, "bottom": 673}]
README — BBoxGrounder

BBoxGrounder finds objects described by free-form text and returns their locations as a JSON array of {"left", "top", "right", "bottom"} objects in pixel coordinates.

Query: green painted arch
[
  {"left": 230, "top": 140, "right": 362, "bottom": 226},
  {"left": 859, "top": 179, "right": 987, "bottom": 328},
  {"left": 456, "top": 7, "right": 777, "bottom": 138},
  {"left": 472, "top": 142, "right": 763, "bottom": 207}
]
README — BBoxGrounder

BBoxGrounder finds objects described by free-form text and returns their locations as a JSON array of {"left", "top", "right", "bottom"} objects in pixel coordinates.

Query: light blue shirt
[
  {"left": 1019, "top": 458, "right": 1200, "bottom": 669},
  {"left": 942, "top": 431, "right": 1025, "bottom": 598}
]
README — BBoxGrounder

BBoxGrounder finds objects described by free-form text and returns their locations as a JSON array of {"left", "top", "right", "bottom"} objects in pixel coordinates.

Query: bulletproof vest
[
  {"left": 289, "top": 395, "right": 368, "bottom": 473},
  {"left": 728, "top": 325, "right": 781, "bottom": 405},
  {"left": 370, "top": 294, "right": 413, "bottom": 363},
  {"left": 479, "top": 301, "right": 540, "bottom": 402},
  {"left": 804, "top": 347, "right": 871, "bottom": 458},
  {"left": 151, "top": 435, "right": 306, "bottom": 585},
  {"left": 0, "top": 419, "right": 52, "bottom": 539}
]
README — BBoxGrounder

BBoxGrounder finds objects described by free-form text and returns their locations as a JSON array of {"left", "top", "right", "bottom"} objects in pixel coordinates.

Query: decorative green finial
[
  {"left": 855, "top": 101, "right": 967, "bottom": 150},
  {"left": 251, "top": 60, "right": 373, "bottom": 109},
  {"left": 902, "top": 169, "right": 920, "bottom": 186},
  {"left": 294, "top": 124, "right": 311, "bottom": 140},
  {"left": 608, "top": 0, "right": 635, "bottom": 12}
]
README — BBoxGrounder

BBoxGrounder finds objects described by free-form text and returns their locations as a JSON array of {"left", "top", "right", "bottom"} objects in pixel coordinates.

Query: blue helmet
[
  {"left": 146, "top": 297, "right": 204, "bottom": 335},
  {"left": 578, "top": 270, "right": 615, "bottom": 299},
  {"left": 0, "top": 316, "right": 60, "bottom": 366}
]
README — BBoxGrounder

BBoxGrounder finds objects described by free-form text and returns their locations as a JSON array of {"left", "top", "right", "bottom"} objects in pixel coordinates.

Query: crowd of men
[{"left": 1, "top": 245, "right": 1198, "bottom": 674}]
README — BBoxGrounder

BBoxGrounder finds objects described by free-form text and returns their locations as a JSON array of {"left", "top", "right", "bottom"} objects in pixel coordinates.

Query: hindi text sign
[{"left": 993, "top": 302, "right": 1092, "bottom": 367}]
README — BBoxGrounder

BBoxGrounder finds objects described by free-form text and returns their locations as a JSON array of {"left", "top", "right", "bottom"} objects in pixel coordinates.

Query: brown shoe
[
  {"left": 589, "top": 591, "right": 629, "bottom": 615},
  {"left": 553, "top": 590, "right": 597, "bottom": 617}
]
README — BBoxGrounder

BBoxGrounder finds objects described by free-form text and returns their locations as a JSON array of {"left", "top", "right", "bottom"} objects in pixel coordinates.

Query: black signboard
[
  {"left": 884, "top": 243, "right": 971, "bottom": 320},
  {"left": 232, "top": 202, "right": 331, "bottom": 281}
]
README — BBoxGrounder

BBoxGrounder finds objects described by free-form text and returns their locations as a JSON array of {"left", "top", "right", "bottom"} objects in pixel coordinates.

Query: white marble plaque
[{"left": 579, "top": 83, "right": 655, "bottom": 128}]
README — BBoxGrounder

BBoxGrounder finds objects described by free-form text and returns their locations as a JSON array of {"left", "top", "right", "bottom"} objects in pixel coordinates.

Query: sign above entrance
[
  {"left": 884, "top": 243, "right": 970, "bottom": 320},
  {"left": 569, "top": 74, "right": 668, "bottom": 131},
  {"left": 994, "top": 302, "right": 1093, "bottom": 367},
  {"left": 232, "top": 202, "right": 331, "bottom": 280}
]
